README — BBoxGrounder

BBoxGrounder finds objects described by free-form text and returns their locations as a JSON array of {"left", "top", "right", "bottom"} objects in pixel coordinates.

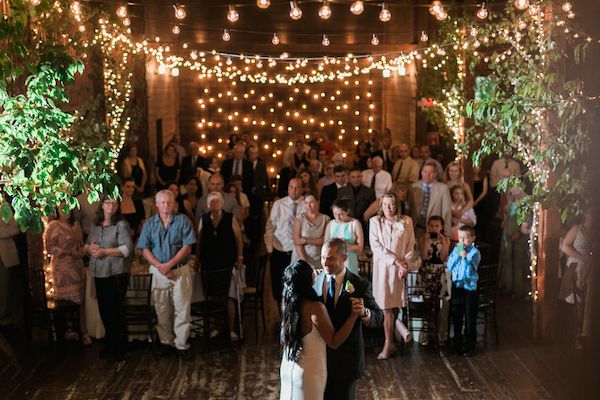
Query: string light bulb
[
  {"left": 429, "top": 1, "right": 443, "bottom": 15},
  {"left": 322, "top": 34, "right": 330, "bottom": 46},
  {"left": 116, "top": 5, "right": 128, "bottom": 18},
  {"left": 371, "top": 34, "right": 379, "bottom": 45},
  {"left": 514, "top": 0, "right": 529, "bottom": 10},
  {"left": 350, "top": 1, "right": 364, "bottom": 15},
  {"left": 319, "top": 1, "right": 332, "bottom": 19},
  {"left": 420, "top": 31, "right": 429, "bottom": 42},
  {"left": 379, "top": 3, "right": 391, "bottom": 22},
  {"left": 70, "top": 1, "right": 81, "bottom": 16},
  {"left": 290, "top": 1, "right": 302, "bottom": 20},
  {"left": 30, "top": 0, "right": 41, "bottom": 6},
  {"left": 562, "top": 2, "right": 572, "bottom": 12},
  {"left": 227, "top": 5, "right": 239, "bottom": 22},
  {"left": 122, "top": 17, "right": 131, "bottom": 26},
  {"left": 476, "top": 3, "right": 489, "bottom": 20},
  {"left": 172, "top": 25, "right": 181, "bottom": 35},
  {"left": 223, "top": 29, "right": 231, "bottom": 41},
  {"left": 257, "top": 0, "right": 271, "bottom": 9},
  {"left": 174, "top": 5, "right": 186, "bottom": 20},
  {"left": 435, "top": 8, "right": 448, "bottom": 20},
  {"left": 272, "top": 33, "right": 280, "bottom": 45}
]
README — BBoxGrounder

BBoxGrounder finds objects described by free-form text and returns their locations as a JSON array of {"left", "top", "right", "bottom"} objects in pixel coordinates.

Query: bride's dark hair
[{"left": 280, "top": 260, "right": 320, "bottom": 362}]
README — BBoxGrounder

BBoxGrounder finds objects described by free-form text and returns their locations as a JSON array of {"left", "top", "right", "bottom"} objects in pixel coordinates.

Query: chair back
[
  {"left": 405, "top": 267, "right": 443, "bottom": 304},
  {"left": 478, "top": 263, "right": 499, "bottom": 306},
  {"left": 202, "top": 267, "right": 232, "bottom": 299},
  {"left": 358, "top": 259, "right": 372, "bottom": 278},
  {"left": 255, "top": 256, "right": 267, "bottom": 296},
  {"left": 28, "top": 268, "right": 49, "bottom": 310},
  {"left": 125, "top": 273, "right": 153, "bottom": 306}
]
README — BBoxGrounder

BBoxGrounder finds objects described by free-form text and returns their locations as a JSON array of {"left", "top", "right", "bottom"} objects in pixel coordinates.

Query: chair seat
[{"left": 244, "top": 287, "right": 257, "bottom": 295}]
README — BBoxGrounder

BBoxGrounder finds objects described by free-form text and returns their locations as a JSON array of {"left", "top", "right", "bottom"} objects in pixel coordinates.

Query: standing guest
[
  {"left": 85, "top": 197, "right": 133, "bottom": 361},
  {"left": 45, "top": 206, "right": 90, "bottom": 344},
  {"left": 120, "top": 177, "right": 145, "bottom": 239},
  {"left": 447, "top": 226, "right": 481, "bottom": 357},
  {"left": 195, "top": 174, "right": 240, "bottom": 224},
  {"left": 307, "top": 147, "right": 319, "bottom": 163},
  {"left": 155, "top": 144, "right": 181, "bottom": 190},
  {"left": 353, "top": 142, "right": 371, "bottom": 171},
  {"left": 308, "top": 158, "right": 323, "bottom": 184},
  {"left": 227, "top": 133, "right": 241, "bottom": 151},
  {"left": 391, "top": 144, "right": 420, "bottom": 186},
  {"left": 450, "top": 185, "right": 477, "bottom": 243},
  {"left": 318, "top": 149, "right": 329, "bottom": 169},
  {"left": 265, "top": 178, "right": 305, "bottom": 307},
  {"left": 317, "top": 161, "right": 336, "bottom": 196},
  {"left": 290, "top": 140, "right": 310, "bottom": 172},
  {"left": 283, "top": 138, "right": 311, "bottom": 169},
  {"left": 220, "top": 144, "right": 254, "bottom": 195},
  {"left": 246, "top": 144, "right": 268, "bottom": 261},
  {"left": 363, "top": 181, "right": 408, "bottom": 222},
  {"left": 472, "top": 165, "right": 489, "bottom": 240},
  {"left": 443, "top": 162, "right": 474, "bottom": 214},
  {"left": 336, "top": 167, "right": 376, "bottom": 238},
  {"left": 369, "top": 193, "right": 419, "bottom": 359},
  {"left": 166, "top": 181, "right": 184, "bottom": 214},
  {"left": 0, "top": 216, "right": 20, "bottom": 329},
  {"left": 277, "top": 165, "right": 296, "bottom": 199},
  {"left": 197, "top": 192, "right": 244, "bottom": 342},
  {"left": 121, "top": 143, "right": 147, "bottom": 195},
  {"left": 411, "top": 145, "right": 421, "bottom": 162},
  {"left": 292, "top": 194, "right": 330, "bottom": 270},
  {"left": 180, "top": 141, "right": 206, "bottom": 185},
  {"left": 499, "top": 188, "right": 529, "bottom": 297},
  {"left": 226, "top": 176, "right": 250, "bottom": 222},
  {"left": 182, "top": 176, "right": 202, "bottom": 221},
  {"left": 297, "top": 168, "right": 318, "bottom": 197},
  {"left": 137, "top": 190, "right": 197, "bottom": 359},
  {"left": 169, "top": 133, "right": 187, "bottom": 164},
  {"left": 319, "top": 166, "right": 348, "bottom": 219},
  {"left": 75, "top": 189, "right": 101, "bottom": 238},
  {"left": 279, "top": 260, "right": 359, "bottom": 400},
  {"left": 488, "top": 155, "right": 520, "bottom": 224},
  {"left": 408, "top": 161, "right": 452, "bottom": 238},
  {"left": 371, "top": 131, "right": 393, "bottom": 172},
  {"left": 419, "top": 145, "right": 444, "bottom": 181},
  {"left": 324, "top": 200, "right": 364, "bottom": 276},
  {"left": 390, "top": 145, "right": 401, "bottom": 165},
  {"left": 204, "top": 156, "right": 220, "bottom": 175},
  {"left": 361, "top": 156, "right": 392, "bottom": 199}
]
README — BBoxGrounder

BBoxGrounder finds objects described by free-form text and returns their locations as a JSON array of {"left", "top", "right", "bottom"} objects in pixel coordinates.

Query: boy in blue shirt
[{"left": 447, "top": 225, "right": 481, "bottom": 357}]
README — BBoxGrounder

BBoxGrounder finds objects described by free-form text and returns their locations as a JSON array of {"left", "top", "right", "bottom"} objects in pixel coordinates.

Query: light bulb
[
  {"left": 227, "top": 5, "right": 239, "bottom": 22},
  {"left": 116, "top": 5, "right": 128, "bottom": 18},
  {"left": 319, "top": 1, "right": 332, "bottom": 19},
  {"left": 272, "top": 33, "right": 280, "bottom": 45},
  {"left": 171, "top": 67, "right": 180, "bottom": 77},
  {"left": 382, "top": 68, "right": 391, "bottom": 78},
  {"left": 476, "top": 4, "right": 488, "bottom": 20},
  {"left": 420, "top": 31, "right": 429, "bottom": 42},
  {"left": 122, "top": 17, "right": 131, "bottom": 26},
  {"left": 30, "top": 0, "right": 41, "bottom": 6},
  {"left": 172, "top": 25, "right": 181, "bottom": 35},
  {"left": 290, "top": 1, "right": 302, "bottom": 20},
  {"left": 514, "top": 0, "right": 529, "bottom": 10},
  {"left": 223, "top": 29, "right": 231, "bottom": 41},
  {"left": 379, "top": 3, "right": 391, "bottom": 22},
  {"left": 257, "top": 0, "right": 270, "bottom": 9},
  {"left": 158, "top": 64, "right": 167, "bottom": 75},
  {"left": 322, "top": 34, "right": 330, "bottom": 46},
  {"left": 371, "top": 34, "right": 379, "bottom": 45},
  {"left": 562, "top": 2, "right": 572, "bottom": 12},
  {"left": 435, "top": 8, "right": 448, "bottom": 20},
  {"left": 350, "top": 1, "right": 364, "bottom": 15},
  {"left": 398, "top": 64, "right": 406, "bottom": 76},
  {"left": 174, "top": 5, "right": 186, "bottom": 20},
  {"left": 70, "top": 1, "right": 81, "bottom": 15},
  {"left": 429, "top": 1, "right": 443, "bottom": 15}
]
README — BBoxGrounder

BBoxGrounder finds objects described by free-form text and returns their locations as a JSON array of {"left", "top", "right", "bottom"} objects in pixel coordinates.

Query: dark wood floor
[{"left": 0, "top": 293, "right": 582, "bottom": 400}]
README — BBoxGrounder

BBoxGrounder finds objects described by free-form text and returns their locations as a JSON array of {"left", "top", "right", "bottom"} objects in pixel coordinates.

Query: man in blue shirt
[
  {"left": 447, "top": 225, "right": 481, "bottom": 357},
  {"left": 137, "top": 190, "right": 197, "bottom": 359}
]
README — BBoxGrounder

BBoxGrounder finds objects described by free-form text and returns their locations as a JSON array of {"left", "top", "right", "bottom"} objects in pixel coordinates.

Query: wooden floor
[{"left": 0, "top": 293, "right": 582, "bottom": 400}]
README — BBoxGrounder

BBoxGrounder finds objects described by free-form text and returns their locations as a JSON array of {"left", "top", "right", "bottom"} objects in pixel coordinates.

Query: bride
[{"left": 279, "top": 260, "right": 359, "bottom": 400}]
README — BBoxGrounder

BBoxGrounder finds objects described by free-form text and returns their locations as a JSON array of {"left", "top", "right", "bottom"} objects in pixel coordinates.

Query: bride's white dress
[{"left": 280, "top": 323, "right": 327, "bottom": 400}]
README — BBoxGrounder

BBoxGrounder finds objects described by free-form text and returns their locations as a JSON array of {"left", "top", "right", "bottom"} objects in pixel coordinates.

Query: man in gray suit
[{"left": 408, "top": 160, "right": 452, "bottom": 238}]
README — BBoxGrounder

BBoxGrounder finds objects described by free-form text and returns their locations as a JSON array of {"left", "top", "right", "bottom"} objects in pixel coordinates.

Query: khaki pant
[{"left": 150, "top": 265, "right": 192, "bottom": 350}]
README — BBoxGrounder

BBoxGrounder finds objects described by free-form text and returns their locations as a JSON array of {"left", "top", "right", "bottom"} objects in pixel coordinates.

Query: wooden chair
[
  {"left": 123, "top": 273, "right": 158, "bottom": 356},
  {"left": 243, "top": 255, "right": 267, "bottom": 342},
  {"left": 403, "top": 268, "right": 443, "bottom": 349},
  {"left": 477, "top": 263, "right": 500, "bottom": 346},
  {"left": 27, "top": 268, "right": 80, "bottom": 345},
  {"left": 358, "top": 259, "right": 372, "bottom": 279}
]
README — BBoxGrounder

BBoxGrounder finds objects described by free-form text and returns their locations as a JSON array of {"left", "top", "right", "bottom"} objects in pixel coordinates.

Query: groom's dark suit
[{"left": 314, "top": 270, "right": 383, "bottom": 400}]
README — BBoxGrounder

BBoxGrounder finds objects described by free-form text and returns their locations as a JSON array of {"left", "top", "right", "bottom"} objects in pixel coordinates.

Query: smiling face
[
  {"left": 421, "top": 165, "right": 436, "bottom": 184},
  {"left": 102, "top": 199, "right": 119, "bottom": 219},
  {"left": 451, "top": 187, "right": 465, "bottom": 203},
  {"left": 208, "top": 175, "right": 225, "bottom": 193},
  {"left": 155, "top": 192, "right": 175, "bottom": 215},
  {"left": 168, "top": 183, "right": 179, "bottom": 199},
  {"left": 448, "top": 165, "right": 461, "bottom": 181},
  {"left": 381, "top": 195, "right": 397, "bottom": 218},
  {"left": 288, "top": 178, "right": 303, "bottom": 200},
  {"left": 321, "top": 243, "right": 347, "bottom": 276}
]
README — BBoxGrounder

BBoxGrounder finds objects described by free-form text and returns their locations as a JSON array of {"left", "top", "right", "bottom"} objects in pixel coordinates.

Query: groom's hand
[{"left": 351, "top": 298, "right": 367, "bottom": 318}]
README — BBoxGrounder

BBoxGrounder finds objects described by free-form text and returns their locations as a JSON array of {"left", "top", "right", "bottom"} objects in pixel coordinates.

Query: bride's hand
[{"left": 350, "top": 298, "right": 364, "bottom": 318}]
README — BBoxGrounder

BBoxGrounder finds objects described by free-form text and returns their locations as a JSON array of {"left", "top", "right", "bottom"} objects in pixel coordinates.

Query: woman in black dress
[
  {"left": 155, "top": 144, "right": 181, "bottom": 190},
  {"left": 120, "top": 177, "right": 145, "bottom": 239}
]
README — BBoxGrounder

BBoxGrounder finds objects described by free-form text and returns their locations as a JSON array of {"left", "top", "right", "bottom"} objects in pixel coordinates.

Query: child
[
  {"left": 450, "top": 185, "right": 477, "bottom": 244},
  {"left": 447, "top": 225, "right": 481, "bottom": 357}
]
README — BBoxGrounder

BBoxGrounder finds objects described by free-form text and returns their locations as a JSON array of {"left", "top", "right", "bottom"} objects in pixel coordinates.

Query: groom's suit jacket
[{"left": 314, "top": 270, "right": 383, "bottom": 382}]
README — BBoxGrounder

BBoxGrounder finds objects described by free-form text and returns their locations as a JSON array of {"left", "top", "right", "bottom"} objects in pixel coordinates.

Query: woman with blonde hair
[{"left": 443, "top": 161, "right": 474, "bottom": 214}]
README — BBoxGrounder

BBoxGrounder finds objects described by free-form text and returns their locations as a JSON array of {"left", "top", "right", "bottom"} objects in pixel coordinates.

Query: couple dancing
[{"left": 280, "top": 238, "right": 383, "bottom": 400}]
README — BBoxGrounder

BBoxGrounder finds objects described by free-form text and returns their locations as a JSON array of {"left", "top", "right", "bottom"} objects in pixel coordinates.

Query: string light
[
  {"left": 122, "top": 17, "right": 131, "bottom": 27},
  {"left": 350, "top": 1, "right": 364, "bottom": 15},
  {"left": 227, "top": 4, "right": 239, "bottom": 23},
  {"left": 257, "top": 0, "right": 270, "bottom": 9},
  {"left": 30, "top": 0, "right": 41, "bottom": 6},
  {"left": 223, "top": 29, "right": 231, "bottom": 41},
  {"left": 476, "top": 3, "right": 489, "bottom": 20},
  {"left": 371, "top": 34, "right": 379, "bottom": 46},
  {"left": 379, "top": 3, "right": 391, "bottom": 22},
  {"left": 290, "top": 1, "right": 302, "bottom": 20},
  {"left": 420, "top": 31, "right": 429, "bottom": 42},
  {"left": 319, "top": 1, "right": 332, "bottom": 20},
  {"left": 322, "top": 34, "right": 330, "bottom": 47},
  {"left": 272, "top": 33, "right": 280, "bottom": 45},
  {"left": 172, "top": 25, "right": 181, "bottom": 35},
  {"left": 436, "top": 8, "right": 448, "bottom": 20},
  {"left": 429, "top": 1, "right": 443, "bottom": 15},
  {"left": 174, "top": 5, "right": 186, "bottom": 20},
  {"left": 514, "top": 0, "right": 529, "bottom": 10},
  {"left": 116, "top": 5, "right": 128, "bottom": 18}
]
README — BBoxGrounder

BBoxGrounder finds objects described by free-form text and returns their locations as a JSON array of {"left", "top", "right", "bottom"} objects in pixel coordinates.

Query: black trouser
[
  {"left": 95, "top": 274, "right": 129, "bottom": 357},
  {"left": 325, "top": 377, "right": 358, "bottom": 400},
  {"left": 451, "top": 286, "right": 478, "bottom": 352},
  {"left": 270, "top": 250, "right": 292, "bottom": 304}
]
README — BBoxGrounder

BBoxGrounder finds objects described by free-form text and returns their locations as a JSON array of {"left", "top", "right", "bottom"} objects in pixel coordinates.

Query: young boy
[{"left": 447, "top": 225, "right": 481, "bottom": 357}]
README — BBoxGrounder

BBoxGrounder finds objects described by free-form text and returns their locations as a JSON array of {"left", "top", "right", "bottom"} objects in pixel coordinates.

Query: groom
[{"left": 314, "top": 238, "right": 383, "bottom": 400}]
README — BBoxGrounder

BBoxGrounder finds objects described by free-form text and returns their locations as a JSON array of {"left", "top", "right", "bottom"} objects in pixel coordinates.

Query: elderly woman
[
  {"left": 369, "top": 192, "right": 419, "bottom": 359},
  {"left": 197, "top": 192, "right": 244, "bottom": 341},
  {"left": 85, "top": 197, "right": 134, "bottom": 361},
  {"left": 363, "top": 181, "right": 408, "bottom": 222},
  {"left": 291, "top": 194, "right": 330, "bottom": 270},
  {"left": 324, "top": 199, "right": 364, "bottom": 275}
]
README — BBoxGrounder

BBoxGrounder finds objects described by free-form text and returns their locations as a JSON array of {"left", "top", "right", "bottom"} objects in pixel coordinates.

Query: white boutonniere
[{"left": 344, "top": 281, "right": 355, "bottom": 295}]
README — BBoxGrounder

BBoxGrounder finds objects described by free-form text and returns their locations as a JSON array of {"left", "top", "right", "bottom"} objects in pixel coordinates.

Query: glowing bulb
[
  {"left": 319, "top": 1, "right": 332, "bottom": 19},
  {"left": 420, "top": 31, "right": 429, "bottom": 42},
  {"left": 322, "top": 34, "right": 330, "bottom": 46},
  {"left": 290, "top": 1, "right": 302, "bottom": 20},
  {"left": 272, "top": 33, "right": 280, "bottom": 45},
  {"left": 379, "top": 3, "right": 391, "bottom": 22},
  {"left": 174, "top": 5, "right": 186, "bottom": 20},
  {"left": 435, "top": 8, "right": 448, "bottom": 20},
  {"left": 116, "top": 5, "right": 128, "bottom": 18},
  {"left": 227, "top": 5, "right": 239, "bottom": 22},
  {"left": 171, "top": 67, "right": 180, "bottom": 77},
  {"left": 70, "top": 1, "right": 81, "bottom": 15},
  {"left": 429, "top": 1, "right": 442, "bottom": 15},
  {"left": 562, "top": 2, "right": 572, "bottom": 12},
  {"left": 350, "top": 1, "right": 364, "bottom": 15},
  {"left": 30, "top": 0, "right": 41, "bottom": 5},
  {"left": 223, "top": 29, "right": 231, "bottom": 41},
  {"left": 257, "top": 0, "right": 270, "bottom": 9},
  {"left": 476, "top": 4, "right": 488, "bottom": 20},
  {"left": 172, "top": 25, "right": 181, "bottom": 35},
  {"left": 514, "top": 0, "right": 529, "bottom": 10},
  {"left": 382, "top": 68, "right": 391, "bottom": 78},
  {"left": 398, "top": 64, "right": 406, "bottom": 76},
  {"left": 371, "top": 34, "right": 379, "bottom": 45},
  {"left": 122, "top": 17, "right": 131, "bottom": 26},
  {"left": 158, "top": 64, "right": 167, "bottom": 75}
]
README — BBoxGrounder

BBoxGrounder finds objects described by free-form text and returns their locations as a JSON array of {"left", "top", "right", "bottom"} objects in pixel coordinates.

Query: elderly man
[
  {"left": 195, "top": 173, "right": 240, "bottom": 224},
  {"left": 361, "top": 156, "right": 392, "bottom": 199},
  {"left": 391, "top": 143, "right": 420, "bottom": 186},
  {"left": 264, "top": 178, "right": 305, "bottom": 306},
  {"left": 137, "top": 190, "right": 197, "bottom": 359},
  {"left": 220, "top": 143, "right": 254, "bottom": 194}
]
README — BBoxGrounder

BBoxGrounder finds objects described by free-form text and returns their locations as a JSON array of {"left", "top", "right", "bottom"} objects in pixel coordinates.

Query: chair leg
[
  {"left": 260, "top": 299, "right": 266, "bottom": 335},
  {"left": 493, "top": 304, "right": 500, "bottom": 347}
]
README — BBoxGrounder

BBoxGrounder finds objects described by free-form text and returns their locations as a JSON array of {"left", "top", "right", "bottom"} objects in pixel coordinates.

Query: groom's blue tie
[{"left": 327, "top": 275, "right": 335, "bottom": 309}]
